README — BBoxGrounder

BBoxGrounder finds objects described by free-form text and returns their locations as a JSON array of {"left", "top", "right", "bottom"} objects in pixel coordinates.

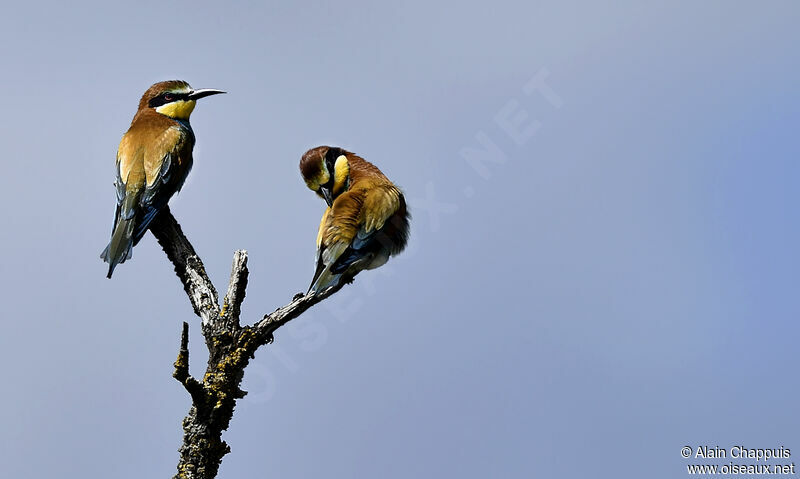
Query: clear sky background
[{"left": 1, "top": 1, "right": 798, "bottom": 478}]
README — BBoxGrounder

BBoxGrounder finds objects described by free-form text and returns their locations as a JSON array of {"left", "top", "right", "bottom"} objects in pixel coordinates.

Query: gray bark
[{"left": 149, "top": 208, "right": 345, "bottom": 479}]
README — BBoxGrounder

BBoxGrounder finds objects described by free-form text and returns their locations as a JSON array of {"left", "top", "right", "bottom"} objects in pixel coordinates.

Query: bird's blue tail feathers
[{"left": 100, "top": 215, "right": 135, "bottom": 278}]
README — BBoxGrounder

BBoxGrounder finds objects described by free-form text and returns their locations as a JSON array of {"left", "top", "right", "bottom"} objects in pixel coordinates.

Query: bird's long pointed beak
[
  {"left": 188, "top": 88, "right": 226, "bottom": 100},
  {"left": 320, "top": 188, "right": 334, "bottom": 207}
]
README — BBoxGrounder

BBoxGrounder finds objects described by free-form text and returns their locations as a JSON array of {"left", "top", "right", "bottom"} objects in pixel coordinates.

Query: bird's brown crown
[
  {"left": 132, "top": 80, "right": 225, "bottom": 122},
  {"left": 137, "top": 80, "right": 193, "bottom": 112},
  {"left": 300, "top": 146, "right": 350, "bottom": 193}
]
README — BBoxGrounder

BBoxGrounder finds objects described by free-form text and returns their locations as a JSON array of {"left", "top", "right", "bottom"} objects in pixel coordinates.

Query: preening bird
[
  {"left": 300, "top": 146, "right": 410, "bottom": 294},
  {"left": 100, "top": 80, "right": 224, "bottom": 278}
]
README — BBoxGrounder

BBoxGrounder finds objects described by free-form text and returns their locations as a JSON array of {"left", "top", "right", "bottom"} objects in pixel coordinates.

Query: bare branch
[
  {"left": 253, "top": 281, "right": 346, "bottom": 342},
  {"left": 221, "top": 250, "right": 248, "bottom": 328},
  {"left": 150, "top": 208, "right": 220, "bottom": 325},
  {"left": 173, "top": 322, "right": 207, "bottom": 405}
]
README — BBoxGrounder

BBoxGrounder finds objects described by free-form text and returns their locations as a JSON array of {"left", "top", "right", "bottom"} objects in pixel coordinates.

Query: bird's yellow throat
[{"left": 156, "top": 99, "right": 196, "bottom": 120}]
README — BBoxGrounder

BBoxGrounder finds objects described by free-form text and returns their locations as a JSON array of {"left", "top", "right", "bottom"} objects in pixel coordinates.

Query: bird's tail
[
  {"left": 308, "top": 268, "right": 343, "bottom": 295},
  {"left": 100, "top": 216, "right": 135, "bottom": 278}
]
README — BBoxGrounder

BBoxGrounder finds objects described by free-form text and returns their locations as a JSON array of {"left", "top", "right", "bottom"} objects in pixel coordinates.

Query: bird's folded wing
[
  {"left": 353, "top": 185, "right": 401, "bottom": 249},
  {"left": 136, "top": 154, "right": 182, "bottom": 241},
  {"left": 309, "top": 192, "right": 363, "bottom": 289},
  {"left": 328, "top": 185, "right": 402, "bottom": 274},
  {"left": 134, "top": 128, "right": 186, "bottom": 242}
]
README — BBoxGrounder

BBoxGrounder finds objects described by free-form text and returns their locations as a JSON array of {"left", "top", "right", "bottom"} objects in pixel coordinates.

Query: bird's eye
[{"left": 164, "top": 94, "right": 174, "bottom": 101}]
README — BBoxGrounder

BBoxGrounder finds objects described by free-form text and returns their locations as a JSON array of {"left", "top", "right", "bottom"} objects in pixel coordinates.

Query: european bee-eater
[
  {"left": 100, "top": 80, "right": 224, "bottom": 278},
  {"left": 299, "top": 146, "right": 410, "bottom": 294}
]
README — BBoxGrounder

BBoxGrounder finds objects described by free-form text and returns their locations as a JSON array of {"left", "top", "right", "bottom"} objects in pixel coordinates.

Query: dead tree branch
[{"left": 148, "top": 208, "right": 345, "bottom": 479}]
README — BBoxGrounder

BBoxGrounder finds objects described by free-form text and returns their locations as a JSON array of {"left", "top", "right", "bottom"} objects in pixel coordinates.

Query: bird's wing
[
  {"left": 134, "top": 128, "right": 189, "bottom": 242},
  {"left": 308, "top": 191, "right": 364, "bottom": 292},
  {"left": 354, "top": 184, "right": 401, "bottom": 248},
  {"left": 310, "top": 208, "right": 331, "bottom": 288},
  {"left": 108, "top": 125, "right": 189, "bottom": 250},
  {"left": 108, "top": 160, "right": 128, "bottom": 233},
  {"left": 114, "top": 134, "right": 146, "bottom": 225},
  {"left": 101, "top": 136, "right": 147, "bottom": 272},
  {"left": 308, "top": 185, "right": 403, "bottom": 293},
  {"left": 329, "top": 184, "right": 401, "bottom": 273}
]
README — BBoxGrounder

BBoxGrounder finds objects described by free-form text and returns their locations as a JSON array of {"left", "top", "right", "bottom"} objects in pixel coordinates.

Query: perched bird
[
  {"left": 299, "top": 146, "right": 410, "bottom": 294},
  {"left": 100, "top": 80, "right": 224, "bottom": 278}
]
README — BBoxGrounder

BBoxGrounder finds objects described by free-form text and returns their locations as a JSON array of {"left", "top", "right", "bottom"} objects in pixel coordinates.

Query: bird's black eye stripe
[
  {"left": 325, "top": 147, "right": 344, "bottom": 164},
  {"left": 148, "top": 92, "right": 190, "bottom": 108},
  {"left": 324, "top": 147, "right": 343, "bottom": 182}
]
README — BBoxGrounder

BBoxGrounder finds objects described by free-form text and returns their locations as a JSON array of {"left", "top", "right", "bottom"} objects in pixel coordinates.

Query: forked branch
[{"left": 148, "top": 208, "right": 345, "bottom": 479}]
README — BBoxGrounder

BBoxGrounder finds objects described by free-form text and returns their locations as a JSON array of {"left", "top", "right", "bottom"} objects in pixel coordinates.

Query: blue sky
[{"left": 1, "top": 1, "right": 798, "bottom": 477}]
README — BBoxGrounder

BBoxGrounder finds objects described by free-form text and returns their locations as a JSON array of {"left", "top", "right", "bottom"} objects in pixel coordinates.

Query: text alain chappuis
[
  {"left": 681, "top": 446, "right": 795, "bottom": 476},
  {"left": 683, "top": 446, "right": 790, "bottom": 461}
]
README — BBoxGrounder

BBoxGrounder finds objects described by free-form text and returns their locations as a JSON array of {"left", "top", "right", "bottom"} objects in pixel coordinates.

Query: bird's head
[
  {"left": 138, "top": 80, "right": 225, "bottom": 121},
  {"left": 300, "top": 146, "right": 351, "bottom": 207}
]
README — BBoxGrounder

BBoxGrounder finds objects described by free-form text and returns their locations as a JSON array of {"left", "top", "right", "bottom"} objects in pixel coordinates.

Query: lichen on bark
[{"left": 148, "top": 208, "right": 345, "bottom": 479}]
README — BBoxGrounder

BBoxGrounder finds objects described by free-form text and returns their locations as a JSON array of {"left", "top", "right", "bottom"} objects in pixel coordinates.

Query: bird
[
  {"left": 299, "top": 146, "right": 410, "bottom": 294},
  {"left": 100, "top": 80, "right": 224, "bottom": 278}
]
